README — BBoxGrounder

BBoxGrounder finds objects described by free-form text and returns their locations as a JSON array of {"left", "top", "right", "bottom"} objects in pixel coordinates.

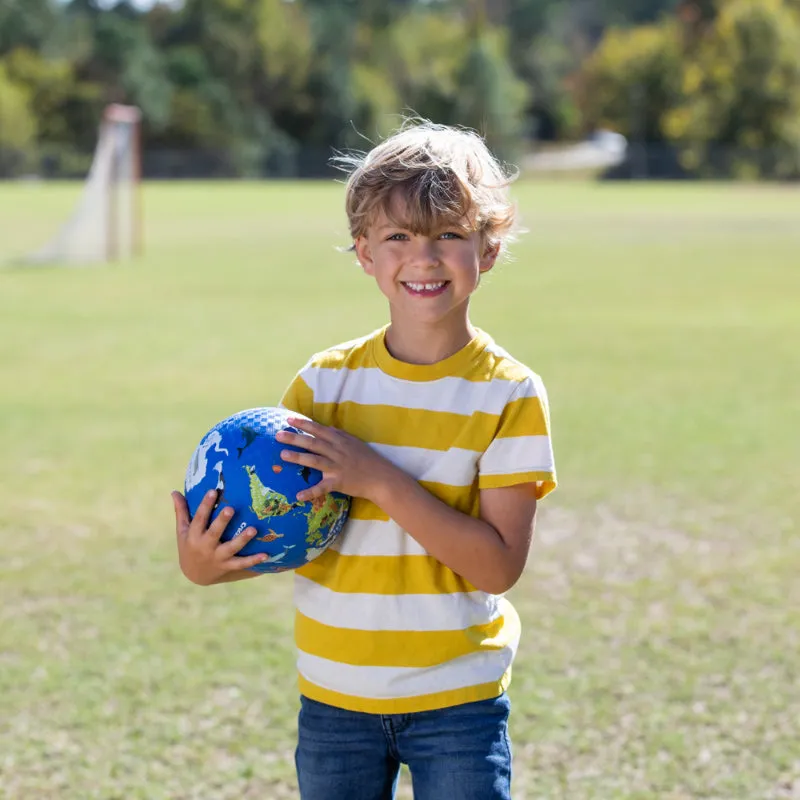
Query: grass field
[{"left": 0, "top": 180, "right": 798, "bottom": 800}]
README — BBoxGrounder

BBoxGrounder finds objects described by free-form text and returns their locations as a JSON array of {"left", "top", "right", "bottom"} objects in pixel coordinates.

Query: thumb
[{"left": 300, "top": 479, "right": 336, "bottom": 503}]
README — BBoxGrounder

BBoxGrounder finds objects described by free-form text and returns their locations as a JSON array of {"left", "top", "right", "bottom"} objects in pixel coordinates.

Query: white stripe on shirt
[
  {"left": 297, "top": 641, "right": 518, "bottom": 700},
  {"left": 479, "top": 434, "right": 555, "bottom": 476},
  {"left": 331, "top": 519, "right": 429, "bottom": 557},
  {"left": 305, "top": 367, "right": 539, "bottom": 415},
  {"left": 294, "top": 575, "right": 503, "bottom": 632},
  {"left": 369, "top": 443, "right": 481, "bottom": 485}
]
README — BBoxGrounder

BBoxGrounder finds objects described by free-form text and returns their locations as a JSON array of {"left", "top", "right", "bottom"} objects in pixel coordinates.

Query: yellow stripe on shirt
[
  {"left": 308, "top": 398, "right": 546, "bottom": 450},
  {"left": 310, "top": 341, "right": 377, "bottom": 372},
  {"left": 479, "top": 471, "right": 557, "bottom": 497},
  {"left": 296, "top": 611, "right": 513, "bottom": 668},
  {"left": 349, "top": 497, "right": 390, "bottom": 522},
  {"left": 280, "top": 374, "right": 314, "bottom": 418},
  {"left": 297, "top": 673, "right": 513, "bottom": 715},
  {"left": 315, "top": 402, "right": 476, "bottom": 449},
  {"left": 297, "top": 551, "right": 477, "bottom": 595}
]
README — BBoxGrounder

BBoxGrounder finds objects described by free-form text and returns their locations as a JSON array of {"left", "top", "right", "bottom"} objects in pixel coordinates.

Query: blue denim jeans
[{"left": 295, "top": 693, "right": 512, "bottom": 800}]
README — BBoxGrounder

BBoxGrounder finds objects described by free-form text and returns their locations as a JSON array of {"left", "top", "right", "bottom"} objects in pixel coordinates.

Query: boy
[{"left": 173, "top": 121, "right": 557, "bottom": 799}]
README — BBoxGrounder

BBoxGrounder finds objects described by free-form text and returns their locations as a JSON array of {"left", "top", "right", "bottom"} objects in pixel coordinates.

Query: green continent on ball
[
  {"left": 305, "top": 493, "right": 348, "bottom": 546},
  {"left": 245, "top": 464, "right": 300, "bottom": 519}
]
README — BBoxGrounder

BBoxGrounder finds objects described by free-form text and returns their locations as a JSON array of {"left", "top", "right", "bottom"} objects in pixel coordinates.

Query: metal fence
[{"left": 1, "top": 142, "right": 799, "bottom": 181}]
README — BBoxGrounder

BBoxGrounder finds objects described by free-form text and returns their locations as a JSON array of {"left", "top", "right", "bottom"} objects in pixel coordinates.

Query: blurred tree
[
  {"left": 255, "top": 0, "right": 314, "bottom": 112},
  {"left": 487, "top": 0, "right": 680, "bottom": 140},
  {"left": 355, "top": 7, "right": 527, "bottom": 160},
  {"left": 348, "top": 55, "right": 401, "bottom": 143},
  {"left": 156, "top": 0, "right": 250, "bottom": 152},
  {"left": 600, "top": 0, "right": 680, "bottom": 25},
  {"left": 454, "top": 28, "right": 530, "bottom": 161},
  {"left": 3, "top": 48, "right": 100, "bottom": 147},
  {"left": 304, "top": 0, "right": 422, "bottom": 29},
  {"left": 5, "top": 0, "right": 795, "bottom": 178},
  {"left": 513, "top": 3, "right": 588, "bottom": 140},
  {"left": 0, "top": 0, "right": 57, "bottom": 56},
  {"left": 160, "top": 47, "right": 232, "bottom": 149},
  {"left": 576, "top": 21, "right": 683, "bottom": 142},
  {"left": 153, "top": 0, "right": 310, "bottom": 173},
  {"left": 62, "top": 0, "right": 172, "bottom": 128},
  {"left": 665, "top": 0, "right": 800, "bottom": 178},
  {"left": 0, "top": 61, "right": 37, "bottom": 174},
  {"left": 381, "top": 10, "right": 469, "bottom": 125},
  {"left": 298, "top": 2, "right": 361, "bottom": 149}
]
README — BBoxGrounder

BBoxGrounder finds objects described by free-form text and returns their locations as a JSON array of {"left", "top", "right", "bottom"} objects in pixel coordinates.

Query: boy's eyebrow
[
  {"left": 376, "top": 221, "right": 415, "bottom": 232},
  {"left": 376, "top": 219, "right": 472, "bottom": 233}
]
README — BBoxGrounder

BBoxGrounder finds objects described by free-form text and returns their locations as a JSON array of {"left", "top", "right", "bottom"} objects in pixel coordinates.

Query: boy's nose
[{"left": 409, "top": 240, "right": 439, "bottom": 268}]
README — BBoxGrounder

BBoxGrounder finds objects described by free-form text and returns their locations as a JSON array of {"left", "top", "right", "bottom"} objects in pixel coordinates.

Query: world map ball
[{"left": 184, "top": 407, "right": 351, "bottom": 573}]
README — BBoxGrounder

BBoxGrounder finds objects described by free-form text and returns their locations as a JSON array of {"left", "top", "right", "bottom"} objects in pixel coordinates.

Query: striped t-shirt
[{"left": 280, "top": 325, "right": 556, "bottom": 714}]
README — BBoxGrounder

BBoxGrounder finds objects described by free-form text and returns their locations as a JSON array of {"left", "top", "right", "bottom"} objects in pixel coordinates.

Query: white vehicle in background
[{"left": 525, "top": 129, "right": 628, "bottom": 173}]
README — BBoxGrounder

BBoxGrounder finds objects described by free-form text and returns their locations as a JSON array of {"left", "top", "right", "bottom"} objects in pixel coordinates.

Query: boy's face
[{"left": 354, "top": 193, "right": 499, "bottom": 328}]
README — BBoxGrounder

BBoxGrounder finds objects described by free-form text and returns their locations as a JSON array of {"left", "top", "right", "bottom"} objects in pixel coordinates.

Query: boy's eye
[
  {"left": 386, "top": 233, "right": 408, "bottom": 241},
  {"left": 439, "top": 231, "right": 463, "bottom": 240}
]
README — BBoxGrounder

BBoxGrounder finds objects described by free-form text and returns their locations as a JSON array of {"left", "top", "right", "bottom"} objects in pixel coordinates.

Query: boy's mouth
[{"left": 401, "top": 280, "right": 450, "bottom": 297}]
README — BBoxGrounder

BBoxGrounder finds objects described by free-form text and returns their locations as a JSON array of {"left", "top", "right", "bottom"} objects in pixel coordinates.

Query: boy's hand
[
  {"left": 172, "top": 489, "right": 267, "bottom": 585},
  {"left": 277, "top": 418, "right": 395, "bottom": 503}
]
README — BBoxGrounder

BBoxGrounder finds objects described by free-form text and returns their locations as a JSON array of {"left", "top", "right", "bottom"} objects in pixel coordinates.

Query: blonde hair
[{"left": 335, "top": 120, "right": 518, "bottom": 249}]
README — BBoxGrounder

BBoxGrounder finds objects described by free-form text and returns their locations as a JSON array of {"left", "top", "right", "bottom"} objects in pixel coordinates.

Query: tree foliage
[
  {"left": 576, "top": 0, "right": 800, "bottom": 177},
  {"left": 577, "top": 22, "right": 683, "bottom": 141},
  {"left": 0, "top": 64, "right": 36, "bottom": 151},
  {"left": 0, "top": 0, "right": 57, "bottom": 56},
  {"left": 0, "top": 0, "right": 798, "bottom": 178},
  {"left": 665, "top": 0, "right": 800, "bottom": 177}
]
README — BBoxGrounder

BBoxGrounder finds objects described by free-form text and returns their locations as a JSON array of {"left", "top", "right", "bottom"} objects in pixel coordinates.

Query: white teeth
[{"left": 405, "top": 281, "right": 446, "bottom": 291}]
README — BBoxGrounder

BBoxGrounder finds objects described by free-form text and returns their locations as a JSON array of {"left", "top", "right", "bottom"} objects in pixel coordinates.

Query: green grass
[{"left": 0, "top": 180, "right": 798, "bottom": 799}]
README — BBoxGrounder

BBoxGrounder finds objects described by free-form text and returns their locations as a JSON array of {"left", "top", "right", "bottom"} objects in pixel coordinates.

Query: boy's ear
[
  {"left": 479, "top": 241, "right": 501, "bottom": 273},
  {"left": 354, "top": 237, "right": 375, "bottom": 275}
]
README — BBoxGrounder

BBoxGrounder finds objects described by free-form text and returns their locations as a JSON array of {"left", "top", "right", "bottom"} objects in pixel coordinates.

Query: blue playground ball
[{"left": 184, "top": 407, "right": 351, "bottom": 573}]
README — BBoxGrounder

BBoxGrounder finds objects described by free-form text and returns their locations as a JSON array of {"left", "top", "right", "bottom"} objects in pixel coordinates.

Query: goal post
[{"left": 24, "top": 104, "right": 143, "bottom": 265}]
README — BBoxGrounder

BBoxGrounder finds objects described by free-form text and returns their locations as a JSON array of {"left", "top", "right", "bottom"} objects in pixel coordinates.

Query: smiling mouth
[{"left": 401, "top": 281, "right": 450, "bottom": 296}]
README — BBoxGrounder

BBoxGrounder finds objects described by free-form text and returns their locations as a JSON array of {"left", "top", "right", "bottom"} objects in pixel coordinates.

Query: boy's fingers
[
  {"left": 297, "top": 479, "right": 334, "bottom": 503},
  {"left": 206, "top": 505, "right": 234, "bottom": 544},
  {"left": 172, "top": 491, "right": 190, "bottom": 536},
  {"left": 281, "top": 449, "right": 329, "bottom": 471},
  {"left": 225, "top": 553, "right": 268, "bottom": 572},
  {"left": 189, "top": 489, "right": 218, "bottom": 536},
  {"left": 287, "top": 418, "right": 335, "bottom": 442},
  {"left": 278, "top": 430, "right": 325, "bottom": 454},
  {"left": 221, "top": 527, "right": 258, "bottom": 557}
]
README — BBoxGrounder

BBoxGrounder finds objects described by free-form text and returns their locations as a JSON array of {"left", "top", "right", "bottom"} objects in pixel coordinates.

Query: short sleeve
[
  {"left": 279, "top": 362, "right": 315, "bottom": 418},
  {"left": 478, "top": 374, "right": 557, "bottom": 499}
]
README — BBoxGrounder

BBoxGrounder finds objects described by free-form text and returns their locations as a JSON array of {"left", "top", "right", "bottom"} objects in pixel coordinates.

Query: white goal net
[{"left": 25, "top": 104, "right": 142, "bottom": 265}]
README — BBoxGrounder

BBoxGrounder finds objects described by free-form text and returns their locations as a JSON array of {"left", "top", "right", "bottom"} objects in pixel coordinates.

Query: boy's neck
[{"left": 384, "top": 316, "right": 478, "bottom": 366}]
